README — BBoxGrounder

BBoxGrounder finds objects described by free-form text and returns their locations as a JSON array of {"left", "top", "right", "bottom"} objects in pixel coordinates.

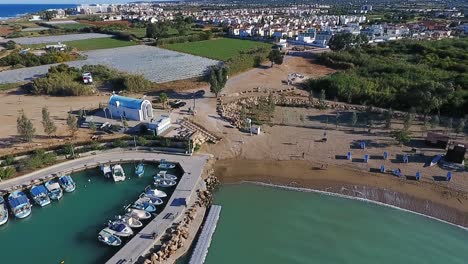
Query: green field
[
  {"left": 164, "top": 38, "right": 273, "bottom": 61},
  {"left": 64, "top": 37, "right": 136, "bottom": 51},
  {"left": 56, "top": 23, "right": 90, "bottom": 30}
]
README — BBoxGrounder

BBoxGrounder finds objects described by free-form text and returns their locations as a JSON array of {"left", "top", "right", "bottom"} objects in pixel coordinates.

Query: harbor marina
[{"left": 0, "top": 152, "right": 207, "bottom": 264}]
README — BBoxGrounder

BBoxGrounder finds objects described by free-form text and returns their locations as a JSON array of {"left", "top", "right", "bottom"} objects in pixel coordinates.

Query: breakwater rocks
[{"left": 205, "top": 170, "right": 219, "bottom": 192}]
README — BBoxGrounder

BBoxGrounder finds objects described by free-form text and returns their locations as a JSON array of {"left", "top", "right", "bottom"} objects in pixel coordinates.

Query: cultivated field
[
  {"left": 0, "top": 33, "right": 113, "bottom": 45},
  {"left": 62, "top": 38, "right": 136, "bottom": 51},
  {"left": 164, "top": 38, "right": 273, "bottom": 61},
  {"left": 0, "top": 45, "right": 220, "bottom": 84}
]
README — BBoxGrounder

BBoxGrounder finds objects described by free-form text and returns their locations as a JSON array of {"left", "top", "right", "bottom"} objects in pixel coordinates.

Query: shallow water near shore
[
  {"left": 203, "top": 184, "right": 468, "bottom": 264},
  {"left": 0, "top": 163, "right": 165, "bottom": 264}
]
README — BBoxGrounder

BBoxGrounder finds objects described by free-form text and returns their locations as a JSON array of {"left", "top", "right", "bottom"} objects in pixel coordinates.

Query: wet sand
[{"left": 215, "top": 159, "right": 468, "bottom": 227}]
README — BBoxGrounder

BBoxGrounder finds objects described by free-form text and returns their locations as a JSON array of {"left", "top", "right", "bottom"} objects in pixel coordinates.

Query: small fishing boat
[
  {"left": 132, "top": 200, "right": 157, "bottom": 213},
  {"left": 107, "top": 220, "right": 133, "bottom": 237},
  {"left": 144, "top": 186, "right": 167, "bottom": 198},
  {"left": 158, "top": 159, "right": 176, "bottom": 169},
  {"left": 116, "top": 214, "right": 143, "bottom": 229},
  {"left": 135, "top": 163, "right": 144, "bottom": 177},
  {"left": 430, "top": 155, "right": 442, "bottom": 167},
  {"left": 127, "top": 208, "right": 151, "bottom": 220},
  {"left": 112, "top": 164, "right": 126, "bottom": 182},
  {"left": 58, "top": 175, "right": 76, "bottom": 193},
  {"left": 139, "top": 193, "right": 163, "bottom": 206},
  {"left": 0, "top": 196, "right": 9, "bottom": 225},
  {"left": 100, "top": 164, "right": 112, "bottom": 179},
  {"left": 30, "top": 185, "right": 51, "bottom": 207},
  {"left": 154, "top": 179, "right": 177, "bottom": 188},
  {"left": 98, "top": 228, "right": 122, "bottom": 246},
  {"left": 45, "top": 180, "right": 63, "bottom": 200},
  {"left": 154, "top": 171, "right": 177, "bottom": 181},
  {"left": 8, "top": 191, "right": 32, "bottom": 219}
]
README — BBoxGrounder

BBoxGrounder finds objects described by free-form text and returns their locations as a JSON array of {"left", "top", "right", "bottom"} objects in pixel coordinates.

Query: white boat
[
  {"left": 30, "top": 185, "right": 51, "bottom": 207},
  {"left": 127, "top": 208, "right": 151, "bottom": 220},
  {"left": 135, "top": 163, "right": 144, "bottom": 177},
  {"left": 0, "top": 196, "right": 9, "bottom": 225},
  {"left": 112, "top": 164, "right": 126, "bottom": 182},
  {"left": 158, "top": 159, "right": 176, "bottom": 169},
  {"left": 430, "top": 155, "right": 442, "bottom": 167},
  {"left": 116, "top": 214, "right": 143, "bottom": 229},
  {"left": 8, "top": 191, "right": 32, "bottom": 219},
  {"left": 154, "top": 179, "right": 177, "bottom": 188},
  {"left": 98, "top": 228, "right": 122, "bottom": 246},
  {"left": 154, "top": 171, "right": 177, "bottom": 181},
  {"left": 138, "top": 193, "right": 163, "bottom": 205},
  {"left": 100, "top": 164, "right": 112, "bottom": 179},
  {"left": 144, "top": 186, "right": 167, "bottom": 198},
  {"left": 107, "top": 220, "right": 133, "bottom": 237},
  {"left": 45, "top": 180, "right": 63, "bottom": 200},
  {"left": 58, "top": 175, "right": 76, "bottom": 193}
]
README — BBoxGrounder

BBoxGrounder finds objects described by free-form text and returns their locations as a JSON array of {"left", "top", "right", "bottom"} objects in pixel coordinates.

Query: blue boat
[
  {"left": 158, "top": 159, "right": 175, "bottom": 169},
  {"left": 45, "top": 180, "right": 63, "bottom": 200},
  {"left": 0, "top": 196, "right": 8, "bottom": 225},
  {"left": 30, "top": 185, "right": 51, "bottom": 207},
  {"left": 58, "top": 175, "right": 76, "bottom": 193},
  {"left": 8, "top": 191, "right": 32, "bottom": 219},
  {"left": 135, "top": 163, "right": 145, "bottom": 177},
  {"left": 132, "top": 200, "right": 157, "bottom": 213}
]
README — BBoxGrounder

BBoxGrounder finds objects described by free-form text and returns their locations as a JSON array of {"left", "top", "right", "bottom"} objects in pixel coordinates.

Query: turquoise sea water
[
  {"left": 0, "top": 164, "right": 167, "bottom": 264},
  {"left": 204, "top": 184, "right": 468, "bottom": 264}
]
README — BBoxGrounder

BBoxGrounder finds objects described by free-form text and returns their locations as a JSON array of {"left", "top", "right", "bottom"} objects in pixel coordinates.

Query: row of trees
[
  {"left": 146, "top": 15, "right": 193, "bottom": 39},
  {"left": 16, "top": 107, "right": 78, "bottom": 143}
]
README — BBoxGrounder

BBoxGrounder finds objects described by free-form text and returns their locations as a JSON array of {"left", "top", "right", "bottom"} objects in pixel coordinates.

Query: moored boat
[
  {"left": 127, "top": 208, "right": 151, "bottom": 220},
  {"left": 100, "top": 164, "right": 112, "bottom": 179},
  {"left": 45, "top": 180, "right": 63, "bottom": 200},
  {"left": 58, "top": 175, "right": 76, "bottom": 193},
  {"left": 154, "top": 179, "right": 177, "bottom": 188},
  {"left": 154, "top": 171, "right": 177, "bottom": 181},
  {"left": 158, "top": 159, "right": 175, "bottom": 169},
  {"left": 144, "top": 186, "right": 167, "bottom": 198},
  {"left": 8, "top": 191, "right": 32, "bottom": 219},
  {"left": 112, "top": 164, "right": 126, "bottom": 182},
  {"left": 30, "top": 185, "right": 51, "bottom": 207},
  {"left": 116, "top": 214, "right": 143, "bottom": 229},
  {"left": 138, "top": 193, "right": 163, "bottom": 206},
  {"left": 107, "top": 220, "right": 133, "bottom": 237},
  {"left": 98, "top": 228, "right": 122, "bottom": 246},
  {"left": 0, "top": 196, "right": 9, "bottom": 225},
  {"left": 132, "top": 200, "right": 157, "bottom": 213},
  {"left": 135, "top": 163, "right": 144, "bottom": 177}
]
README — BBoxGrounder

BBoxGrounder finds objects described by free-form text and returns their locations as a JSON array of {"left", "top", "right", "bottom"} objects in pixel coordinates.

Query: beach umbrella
[
  {"left": 447, "top": 171, "right": 452, "bottom": 181},
  {"left": 380, "top": 165, "right": 385, "bottom": 173},
  {"left": 347, "top": 151, "right": 352, "bottom": 160},
  {"left": 364, "top": 154, "right": 369, "bottom": 163},
  {"left": 415, "top": 171, "right": 421, "bottom": 181},
  {"left": 383, "top": 151, "right": 388, "bottom": 160},
  {"left": 360, "top": 141, "right": 366, "bottom": 149}
]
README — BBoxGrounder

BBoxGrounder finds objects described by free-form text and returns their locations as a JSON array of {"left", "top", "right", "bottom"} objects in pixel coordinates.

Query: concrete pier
[{"left": 189, "top": 205, "right": 222, "bottom": 264}]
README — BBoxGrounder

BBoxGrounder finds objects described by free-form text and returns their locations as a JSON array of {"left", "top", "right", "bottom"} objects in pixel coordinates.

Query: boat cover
[
  {"left": 31, "top": 185, "right": 47, "bottom": 196},
  {"left": 46, "top": 182, "right": 60, "bottom": 191},
  {"left": 111, "top": 223, "right": 126, "bottom": 232},
  {"left": 9, "top": 195, "right": 28, "bottom": 208}
]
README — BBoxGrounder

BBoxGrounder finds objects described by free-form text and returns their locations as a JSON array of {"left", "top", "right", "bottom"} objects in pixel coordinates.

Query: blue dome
[{"left": 108, "top": 95, "right": 145, "bottom": 110}]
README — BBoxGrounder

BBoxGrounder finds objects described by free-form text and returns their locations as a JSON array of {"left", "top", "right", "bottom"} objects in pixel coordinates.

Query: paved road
[{"left": 0, "top": 45, "right": 219, "bottom": 84}]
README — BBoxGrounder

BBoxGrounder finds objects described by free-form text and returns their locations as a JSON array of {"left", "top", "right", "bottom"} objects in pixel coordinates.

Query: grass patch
[
  {"left": 125, "top": 27, "right": 146, "bottom": 38},
  {"left": 164, "top": 38, "right": 272, "bottom": 61},
  {"left": 56, "top": 23, "right": 90, "bottom": 30},
  {"left": 0, "top": 82, "right": 23, "bottom": 91},
  {"left": 63, "top": 37, "right": 136, "bottom": 51}
]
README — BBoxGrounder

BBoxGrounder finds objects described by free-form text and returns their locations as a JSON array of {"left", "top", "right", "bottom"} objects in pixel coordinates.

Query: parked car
[{"left": 170, "top": 100, "right": 187, "bottom": 109}]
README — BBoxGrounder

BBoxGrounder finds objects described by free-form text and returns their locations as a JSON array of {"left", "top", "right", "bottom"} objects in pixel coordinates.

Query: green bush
[
  {"left": 1, "top": 155, "right": 15, "bottom": 166},
  {"left": 22, "top": 149, "right": 56, "bottom": 170},
  {"left": 115, "top": 74, "right": 152, "bottom": 92},
  {"left": 0, "top": 51, "right": 76, "bottom": 67},
  {"left": 0, "top": 167, "right": 16, "bottom": 180}
]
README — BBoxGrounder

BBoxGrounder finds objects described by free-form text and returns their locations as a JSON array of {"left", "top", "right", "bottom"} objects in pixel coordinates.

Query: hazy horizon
[{"left": 0, "top": 1, "right": 166, "bottom": 4}]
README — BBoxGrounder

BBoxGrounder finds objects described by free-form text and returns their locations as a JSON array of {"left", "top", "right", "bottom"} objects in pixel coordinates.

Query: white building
[
  {"left": 107, "top": 95, "right": 153, "bottom": 121},
  {"left": 148, "top": 115, "right": 171, "bottom": 135}
]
